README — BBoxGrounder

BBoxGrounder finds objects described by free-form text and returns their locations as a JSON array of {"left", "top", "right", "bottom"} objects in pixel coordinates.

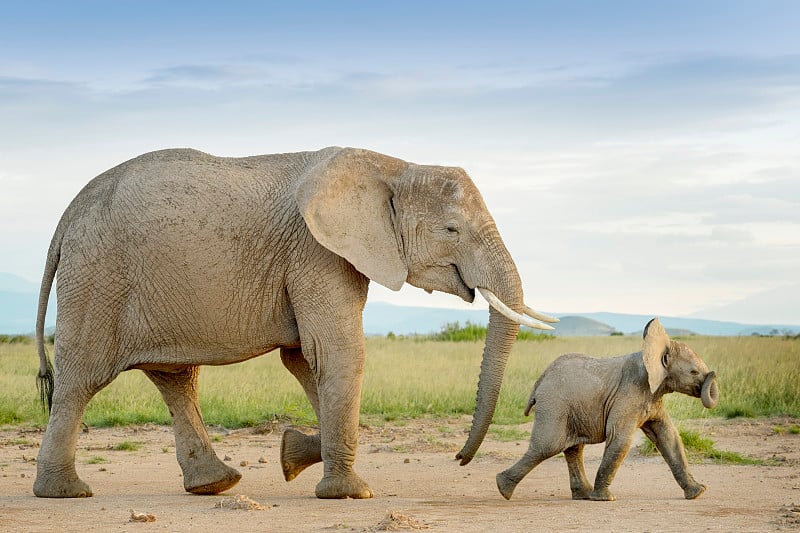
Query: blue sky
[{"left": 2, "top": 1, "right": 799, "bottom": 323}]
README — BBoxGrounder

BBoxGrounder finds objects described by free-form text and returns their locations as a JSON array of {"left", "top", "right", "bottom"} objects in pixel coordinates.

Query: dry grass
[{"left": 1, "top": 334, "right": 797, "bottom": 428}]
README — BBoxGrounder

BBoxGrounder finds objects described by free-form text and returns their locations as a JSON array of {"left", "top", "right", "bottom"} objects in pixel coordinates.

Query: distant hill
[
  {"left": 540, "top": 316, "right": 617, "bottom": 337},
  {"left": 687, "top": 283, "right": 800, "bottom": 325},
  {"left": 363, "top": 303, "right": 800, "bottom": 337},
  {"left": 362, "top": 305, "right": 623, "bottom": 337},
  {"left": 0, "top": 272, "right": 39, "bottom": 293},
  {"left": 1, "top": 271, "right": 798, "bottom": 337},
  {"left": 572, "top": 311, "right": 799, "bottom": 337},
  {"left": 0, "top": 273, "right": 54, "bottom": 334},
  {"left": 0, "top": 291, "right": 45, "bottom": 335},
  {"left": 362, "top": 303, "right": 623, "bottom": 337}
]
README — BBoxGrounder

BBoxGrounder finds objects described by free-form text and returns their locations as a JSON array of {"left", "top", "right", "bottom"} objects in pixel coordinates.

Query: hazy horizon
[{"left": 2, "top": 1, "right": 799, "bottom": 324}]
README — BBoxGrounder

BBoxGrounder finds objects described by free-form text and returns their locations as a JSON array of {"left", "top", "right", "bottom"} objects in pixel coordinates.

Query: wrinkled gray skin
[
  {"left": 497, "top": 318, "right": 719, "bottom": 501},
  {"left": 33, "top": 147, "right": 532, "bottom": 499}
]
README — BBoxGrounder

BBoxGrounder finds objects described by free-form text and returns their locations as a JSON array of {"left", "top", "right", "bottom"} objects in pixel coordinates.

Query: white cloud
[
  {"left": 709, "top": 226, "right": 755, "bottom": 244},
  {"left": 2, "top": 5, "right": 800, "bottom": 324}
]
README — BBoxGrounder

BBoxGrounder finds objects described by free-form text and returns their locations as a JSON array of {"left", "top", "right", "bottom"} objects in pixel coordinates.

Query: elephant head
[
  {"left": 642, "top": 318, "right": 719, "bottom": 409},
  {"left": 296, "top": 147, "right": 556, "bottom": 463}
]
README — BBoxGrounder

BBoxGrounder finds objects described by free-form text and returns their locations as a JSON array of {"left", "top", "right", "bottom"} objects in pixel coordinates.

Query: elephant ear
[
  {"left": 295, "top": 147, "right": 408, "bottom": 291},
  {"left": 642, "top": 318, "right": 670, "bottom": 394}
]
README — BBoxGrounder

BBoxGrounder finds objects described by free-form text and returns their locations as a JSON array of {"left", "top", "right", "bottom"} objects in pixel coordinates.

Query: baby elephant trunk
[{"left": 701, "top": 371, "right": 719, "bottom": 409}]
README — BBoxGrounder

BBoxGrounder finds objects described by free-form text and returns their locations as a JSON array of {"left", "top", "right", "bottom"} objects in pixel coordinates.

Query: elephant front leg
[
  {"left": 145, "top": 368, "right": 241, "bottom": 494},
  {"left": 641, "top": 416, "right": 706, "bottom": 499},
  {"left": 591, "top": 427, "right": 636, "bottom": 501},
  {"left": 309, "top": 344, "right": 373, "bottom": 499},
  {"left": 279, "top": 347, "right": 323, "bottom": 481},
  {"left": 564, "top": 445, "right": 593, "bottom": 499}
]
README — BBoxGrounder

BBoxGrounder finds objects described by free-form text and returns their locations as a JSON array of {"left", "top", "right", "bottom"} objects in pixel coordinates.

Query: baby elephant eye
[
  {"left": 690, "top": 370, "right": 700, "bottom": 376},
  {"left": 445, "top": 225, "right": 460, "bottom": 235}
]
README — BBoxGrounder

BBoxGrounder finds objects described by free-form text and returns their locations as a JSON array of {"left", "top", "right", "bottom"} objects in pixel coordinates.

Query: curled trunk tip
[{"left": 701, "top": 371, "right": 718, "bottom": 409}]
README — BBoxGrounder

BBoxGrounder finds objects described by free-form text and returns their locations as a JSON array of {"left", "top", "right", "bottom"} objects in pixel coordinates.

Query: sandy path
[{"left": 1, "top": 417, "right": 798, "bottom": 532}]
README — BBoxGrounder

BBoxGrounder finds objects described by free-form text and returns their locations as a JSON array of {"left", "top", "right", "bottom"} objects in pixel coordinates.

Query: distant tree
[
  {"left": 0, "top": 334, "right": 31, "bottom": 344},
  {"left": 431, "top": 321, "right": 552, "bottom": 342}
]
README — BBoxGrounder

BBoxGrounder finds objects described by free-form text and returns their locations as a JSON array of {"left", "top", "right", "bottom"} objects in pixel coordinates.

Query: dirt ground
[{"left": 1, "top": 416, "right": 798, "bottom": 532}]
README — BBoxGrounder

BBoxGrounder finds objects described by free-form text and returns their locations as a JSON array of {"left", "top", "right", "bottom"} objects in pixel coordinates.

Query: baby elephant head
[{"left": 642, "top": 318, "right": 719, "bottom": 408}]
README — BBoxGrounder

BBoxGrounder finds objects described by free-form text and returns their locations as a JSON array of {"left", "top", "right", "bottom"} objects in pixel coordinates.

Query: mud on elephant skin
[
  {"left": 497, "top": 318, "right": 719, "bottom": 502},
  {"left": 32, "top": 146, "right": 557, "bottom": 500}
]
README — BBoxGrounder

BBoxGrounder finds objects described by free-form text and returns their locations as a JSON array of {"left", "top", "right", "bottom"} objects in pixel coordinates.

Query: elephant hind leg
[
  {"left": 497, "top": 420, "right": 568, "bottom": 500},
  {"left": 497, "top": 443, "right": 563, "bottom": 500},
  {"left": 34, "top": 367, "right": 117, "bottom": 497},
  {"left": 145, "top": 367, "right": 240, "bottom": 494},
  {"left": 564, "top": 445, "right": 592, "bottom": 499}
]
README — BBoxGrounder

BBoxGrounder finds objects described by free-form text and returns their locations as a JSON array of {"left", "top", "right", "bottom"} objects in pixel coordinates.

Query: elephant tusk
[
  {"left": 478, "top": 288, "right": 555, "bottom": 331},
  {"left": 524, "top": 306, "right": 559, "bottom": 324}
]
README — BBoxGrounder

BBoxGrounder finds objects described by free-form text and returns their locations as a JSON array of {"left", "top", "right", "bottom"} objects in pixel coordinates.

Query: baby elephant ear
[
  {"left": 295, "top": 147, "right": 409, "bottom": 291},
  {"left": 642, "top": 318, "right": 670, "bottom": 394}
]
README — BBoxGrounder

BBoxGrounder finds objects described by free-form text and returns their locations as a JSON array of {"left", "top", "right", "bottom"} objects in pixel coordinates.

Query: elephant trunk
[
  {"left": 701, "top": 371, "right": 719, "bottom": 409},
  {"left": 456, "top": 269, "right": 523, "bottom": 465}
]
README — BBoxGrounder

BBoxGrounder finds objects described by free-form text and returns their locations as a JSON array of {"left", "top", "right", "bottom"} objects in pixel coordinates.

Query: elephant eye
[
  {"left": 445, "top": 224, "right": 460, "bottom": 235},
  {"left": 690, "top": 370, "right": 700, "bottom": 376}
]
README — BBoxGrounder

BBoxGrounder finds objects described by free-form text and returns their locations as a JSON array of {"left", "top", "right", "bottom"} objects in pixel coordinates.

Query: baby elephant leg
[
  {"left": 641, "top": 417, "right": 706, "bottom": 499},
  {"left": 497, "top": 426, "right": 563, "bottom": 500},
  {"left": 564, "top": 445, "right": 592, "bottom": 499},
  {"left": 591, "top": 428, "right": 636, "bottom": 501}
]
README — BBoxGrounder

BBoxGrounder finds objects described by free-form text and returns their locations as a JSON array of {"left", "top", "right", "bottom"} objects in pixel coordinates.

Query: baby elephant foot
[
  {"left": 589, "top": 487, "right": 616, "bottom": 501},
  {"left": 281, "top": 428, "right": 322, "bottom": 481},
  {"left": 315, "top": 471, "right": 374, "bottom": 499},
  {"left": 33, "top": 470, "right": 93, "bottom": 498},
  {"left": 183, "top": 460, "right": 242, "bottom": 495},
  {"left": 683, "top": 483, "right": 706, "bottom": 500},
  {"left": 496, "top": 471, "right": 520, "bottom": 500}
]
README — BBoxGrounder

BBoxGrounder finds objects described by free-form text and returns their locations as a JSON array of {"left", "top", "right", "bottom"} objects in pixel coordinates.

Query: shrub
[
  {"left": 0, "top": 335, "right": 31, "bottom": 344},
  {"left": 639, "top": 428, "right": 765, "bottom": 465},
  {"left": 432, "top": 321, "right": 553, "bottom": 342}
]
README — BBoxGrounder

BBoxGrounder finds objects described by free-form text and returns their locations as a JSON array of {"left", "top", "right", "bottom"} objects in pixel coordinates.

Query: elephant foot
[
  {"left": 496, "top": 471, "right": 519, "bottom": 500},
  {"left": 281, "top": 428, "right": 322, "bottom": 481},
  {"left": 315, "top": 471, "right": 374, "bottom": 499},
  {"left": 183, "top": 459, "right": 242, "bottom": 495},
  {"left": 589, "top": 488, "right": 616, "bottom": 501},
  {"left": 33, "top": 468, "right": 93, "bottom": 498},
  {"left": 570, "top": 486, "right": 593, "bottom": 500},
  {"left": 683, "top": 483, "right": 706, "bottom": 500}
]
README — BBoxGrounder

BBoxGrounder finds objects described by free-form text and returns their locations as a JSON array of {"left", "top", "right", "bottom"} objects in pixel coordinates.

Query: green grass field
[{"left": 1, "top": 335, "right": 798, "bottom": 428}]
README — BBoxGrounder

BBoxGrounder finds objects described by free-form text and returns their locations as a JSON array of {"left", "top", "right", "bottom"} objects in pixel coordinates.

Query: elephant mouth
[
  {"left": 451, "top": 265, "right": 557, "bottom": 331},
  {"left": 409, "top": 264, "right": 475, "bottom": 303},
  {"left": 452, "top": 264, "right": 476, "bottom": 303}
]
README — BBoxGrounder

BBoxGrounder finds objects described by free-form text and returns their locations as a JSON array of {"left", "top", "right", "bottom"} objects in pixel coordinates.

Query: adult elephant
[{"left": 33, "top": 146, "right": 556, "bottom": 499}]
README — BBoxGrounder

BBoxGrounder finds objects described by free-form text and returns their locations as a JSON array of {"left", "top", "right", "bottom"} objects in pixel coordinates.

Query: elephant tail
[
  {"left": 524, "top": 372, "right": 547, "bottom": 416},
  {"left": 523, "top": 395, "right": 537, "bottom": 416},
  {"left": 35, "top": 219, "right": 64, "bottom": 413}
]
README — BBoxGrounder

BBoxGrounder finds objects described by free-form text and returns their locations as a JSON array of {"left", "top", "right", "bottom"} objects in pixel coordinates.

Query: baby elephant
[{"left": 497, "top": 318, "right": 718, "bottom": 501}]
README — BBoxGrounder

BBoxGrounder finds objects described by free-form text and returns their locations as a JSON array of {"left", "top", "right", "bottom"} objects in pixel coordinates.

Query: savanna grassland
[
  {"left": 3, "top": 333, "right": 800, "bottom": 532},
  {"left": 1, "top": 333, "right": 798, "bottom": 429}
]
